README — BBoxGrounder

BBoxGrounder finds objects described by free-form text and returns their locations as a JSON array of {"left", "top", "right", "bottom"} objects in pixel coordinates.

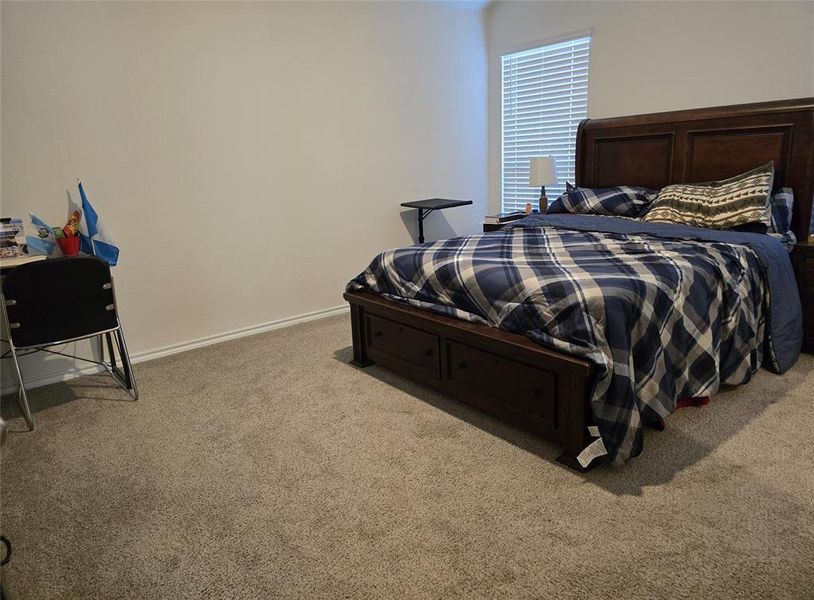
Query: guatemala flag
[
  {"left": 78, "top": 180, "right": 119, "bottom": 266},
  {"left": 26, "top": 213, "right": 59, "bottom": 257}
]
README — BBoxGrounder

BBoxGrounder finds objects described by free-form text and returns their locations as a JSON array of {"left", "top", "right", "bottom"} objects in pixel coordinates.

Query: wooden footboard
[{"left": 344, "top": 291, "right": 595, "bottom": 471}]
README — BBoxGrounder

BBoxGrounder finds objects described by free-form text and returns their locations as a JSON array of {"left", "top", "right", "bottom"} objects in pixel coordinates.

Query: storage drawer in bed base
[{"left": 345, "top": 291, "right": 595, "bottom": 471}]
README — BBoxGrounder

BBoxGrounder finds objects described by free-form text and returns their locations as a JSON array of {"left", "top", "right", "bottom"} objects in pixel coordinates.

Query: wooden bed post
[{"left": 349, "top": 302, "right": 374, "bottom": 368}]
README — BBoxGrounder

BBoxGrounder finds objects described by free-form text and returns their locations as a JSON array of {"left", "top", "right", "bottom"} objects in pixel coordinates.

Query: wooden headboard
[{"left": 575, "top": 98, "right": 814, "bottom": 240}]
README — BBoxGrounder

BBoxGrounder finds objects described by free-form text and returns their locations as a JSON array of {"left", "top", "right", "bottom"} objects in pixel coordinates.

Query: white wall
[
  {"left": 4, "top": 0, "right": 813, "bottom": 392},
  {"left": 487, "top": 0, "right": 814, "bottom": 211},
  {"left": 0, "top": 1, "right": 487, "bottom": 389}
]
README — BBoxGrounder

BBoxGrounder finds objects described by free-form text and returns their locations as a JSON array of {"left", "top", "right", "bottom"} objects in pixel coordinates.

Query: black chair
[{"left": 1, "top": 256, "right": 137, "bottom": 430}]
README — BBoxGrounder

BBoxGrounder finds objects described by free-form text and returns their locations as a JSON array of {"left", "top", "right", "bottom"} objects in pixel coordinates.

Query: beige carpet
[{"left": 1, "top": 313, "right": 812, "bottom": 599}]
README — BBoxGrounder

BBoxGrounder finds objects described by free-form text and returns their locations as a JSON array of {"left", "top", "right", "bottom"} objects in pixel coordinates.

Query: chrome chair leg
[
  {"left": 96, "top": 333, "right": 106, "bottom": 365},
  {"left": 2, "top": 295, "right": 34, "bottom": 430},
  {"left": 100, "top": 326, "right": 138, "bottom": 401},
  {"left": 8, "top": 344, "right": 34, "bottom": 431},
  {"left": 116, "top": 326, "right": 138, "bottom": 401},
  {"left": 105, "top": 331, "right": 118, "bottom": 371}
]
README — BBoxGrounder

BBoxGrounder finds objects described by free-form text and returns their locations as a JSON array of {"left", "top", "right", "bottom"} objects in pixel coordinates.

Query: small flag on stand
[
  {"left": 77, "top": 180, "right": 119, "bottom": 266},
  {"left": 26, "top": 213, "right": 59, "bottom": 257}
]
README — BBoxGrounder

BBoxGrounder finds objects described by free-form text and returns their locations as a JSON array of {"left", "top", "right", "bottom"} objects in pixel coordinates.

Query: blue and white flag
[
  {"left": 77, "top": 180, "right": 119, "bottom": 266},
  {"left": 26, "top": 213, "right": 59, "bottom": 257}
]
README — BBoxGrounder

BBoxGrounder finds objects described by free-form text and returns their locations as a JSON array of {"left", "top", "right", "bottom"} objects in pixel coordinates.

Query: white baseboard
[
  {"left": 1, "top": 304, "right": 349, "bottom": 394},
  {"left": 130, "top": 304, "right": 348, "bottom": 363}
]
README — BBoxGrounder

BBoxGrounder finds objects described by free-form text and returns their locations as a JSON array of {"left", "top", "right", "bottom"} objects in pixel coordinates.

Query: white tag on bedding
[
  {"left": 587, "top": 425, "right": 600, "bottom": 438},
  {"left": 577, "top": 437, "right": 608, "bottom": 468}
]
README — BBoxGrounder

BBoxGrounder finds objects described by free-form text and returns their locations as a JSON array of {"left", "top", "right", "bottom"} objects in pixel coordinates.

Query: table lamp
[{"left": 529, "top": 156, "right": 558, "bottom": 212}]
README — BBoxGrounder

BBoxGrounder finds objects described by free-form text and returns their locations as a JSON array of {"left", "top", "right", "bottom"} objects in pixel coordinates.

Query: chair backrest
[{"left": 2, "top": 256, "right": 118, "bottom": 348}]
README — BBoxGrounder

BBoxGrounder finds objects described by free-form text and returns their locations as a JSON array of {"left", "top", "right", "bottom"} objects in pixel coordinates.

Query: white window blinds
[{"left": 501, "top": 36, "right": 591, "bottom": 213}]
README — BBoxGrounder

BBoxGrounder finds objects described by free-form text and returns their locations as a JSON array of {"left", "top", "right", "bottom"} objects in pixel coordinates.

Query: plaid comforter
[{"left": 348, "top": 215, "right": 801, "bottom": 464}]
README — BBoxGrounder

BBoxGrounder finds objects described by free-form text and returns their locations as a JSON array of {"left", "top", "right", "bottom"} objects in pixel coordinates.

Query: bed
[{"left": 343, "top": 98, "right": 814, "bottom": 470}]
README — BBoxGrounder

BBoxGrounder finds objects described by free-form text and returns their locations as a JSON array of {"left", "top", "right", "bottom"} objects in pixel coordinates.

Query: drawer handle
[
  {"left": 533, "top": 389, "right": 543, "bottom": 399},
  {"left": 458, "top": 361, "right": 467, "bottom": 370},
  {"left": 374, "top": 330, "right": 383, "bottom": 338},
  {"left": 424, "top": 348, "right": 434, "bottom": 357}
]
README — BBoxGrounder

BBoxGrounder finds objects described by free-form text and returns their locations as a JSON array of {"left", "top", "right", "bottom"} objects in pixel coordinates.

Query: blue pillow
[
  {"left": 769, "top": 187, "right": 793, "bottom": 234},
  {"left": 767, "top": 187, "right": 796, "bottom": 250},
  {"left": 547, "top": 183, "right": 657, "bottom": 217}
]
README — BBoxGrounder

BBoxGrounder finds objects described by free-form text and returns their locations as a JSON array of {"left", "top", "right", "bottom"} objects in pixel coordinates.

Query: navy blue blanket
[
  {"left": 348, "top": 215, "right": 801, "bottom": 464},
  {"left": 512, "top": 214, "right": 802, "bottom": 372}
]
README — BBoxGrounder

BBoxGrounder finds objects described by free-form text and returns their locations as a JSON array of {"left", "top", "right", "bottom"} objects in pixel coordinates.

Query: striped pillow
[
  {"left": 547, "top": 183, "right": 657, "bottom": 217},
  {"left": 642, "top": 162, "right": 774, "bottom": 229}
]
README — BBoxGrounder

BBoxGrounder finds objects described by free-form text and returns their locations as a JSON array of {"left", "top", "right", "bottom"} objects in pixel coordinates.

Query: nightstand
[
  {"left": 483, "top": 216, "right": 529, "bottom": 232},
  {"left": 483, "top": 222, "right": 510, "bottom": 232},
  {"left": 791, "top": 240, "right": 814, "bottom": 353}
]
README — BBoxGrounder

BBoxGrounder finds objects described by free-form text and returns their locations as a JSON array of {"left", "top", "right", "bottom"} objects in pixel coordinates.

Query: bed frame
[{"left": 344, "top": 97, "right": 814, "bottom": 471}]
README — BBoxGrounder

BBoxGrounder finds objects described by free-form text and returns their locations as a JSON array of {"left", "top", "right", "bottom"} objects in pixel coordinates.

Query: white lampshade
[{"left": 529, "top": 156, "right": 558, "bottom": 187}]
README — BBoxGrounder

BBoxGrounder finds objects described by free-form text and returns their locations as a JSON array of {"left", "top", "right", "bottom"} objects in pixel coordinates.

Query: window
[{"left": 501, "top": 35, "right": 591, "bottom": 212}]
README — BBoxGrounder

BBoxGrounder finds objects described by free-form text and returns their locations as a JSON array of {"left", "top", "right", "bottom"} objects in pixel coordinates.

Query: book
[
  {"left": 484, "top": 211, "right": 525, "bottom": 225},
  {"left": 0, "top": 217, "right": 26, "bottom": 258}
]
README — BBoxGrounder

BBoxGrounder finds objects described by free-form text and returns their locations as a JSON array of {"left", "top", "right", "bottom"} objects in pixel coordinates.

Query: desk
[
  {"left": 0, "top": 255, "right": 47, "bottom": 274},
  {"left": 400, "top": 198, "right": 472, "bottom": 243}
]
